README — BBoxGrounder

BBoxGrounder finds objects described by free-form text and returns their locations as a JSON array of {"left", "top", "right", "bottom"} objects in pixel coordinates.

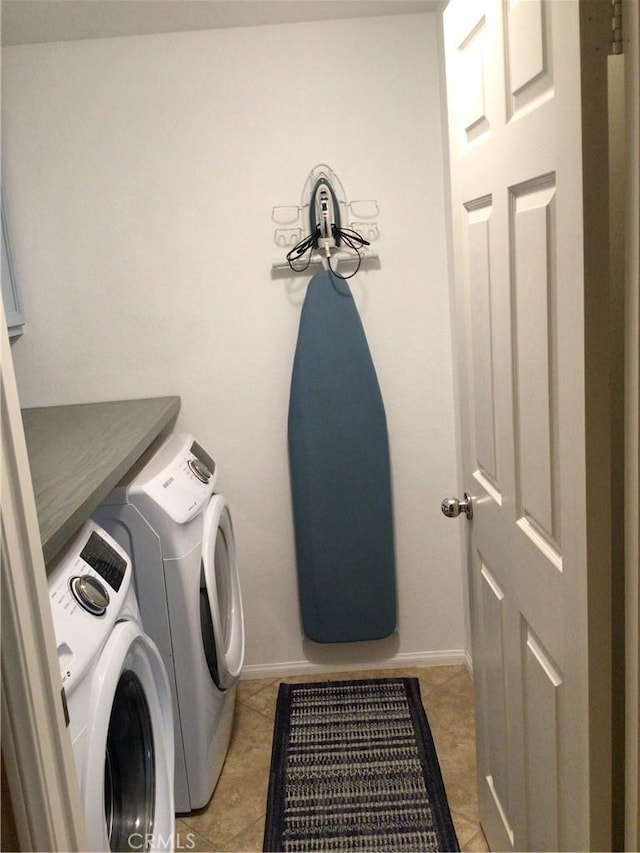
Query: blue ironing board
[{"left": 288, "top": 270, "right": 397, "bottom": 643}]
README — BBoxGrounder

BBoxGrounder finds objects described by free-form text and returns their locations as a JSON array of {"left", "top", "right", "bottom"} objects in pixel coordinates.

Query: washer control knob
[
  {"left": 70, "top": 574, "right": 109, "bottom": 616},
  {"left": 188, "top": 458, "right": 211, "bottom": 483}
]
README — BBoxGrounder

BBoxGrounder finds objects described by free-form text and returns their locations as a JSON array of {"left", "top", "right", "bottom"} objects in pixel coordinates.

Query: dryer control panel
[
  {"left": 130, "top": 433, "right": 218, "bottom": 524},
  {"left": 47, "top": 520, "right": 133, "bottom": 693}
]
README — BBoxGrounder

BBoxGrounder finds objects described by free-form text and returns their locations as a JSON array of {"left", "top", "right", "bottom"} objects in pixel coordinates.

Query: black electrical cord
[
  {"left": 286, "top": 224, "right": 370, "bottom": 279},
  {"left": 326, "top": 226, "right": 370, "bottom": 280},
  {"left": 286, "top": 228, "right": 320, "bottom": 272}
]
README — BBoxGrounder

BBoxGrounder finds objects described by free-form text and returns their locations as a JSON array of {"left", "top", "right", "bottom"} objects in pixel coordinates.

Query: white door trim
[{"left": 1, "top": 301, "right": 87, "bottom": 851}]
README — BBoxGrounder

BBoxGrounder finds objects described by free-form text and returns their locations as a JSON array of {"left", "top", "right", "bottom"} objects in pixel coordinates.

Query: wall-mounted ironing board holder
[{"left": 271, "top": 164, "right": 379, "bottom": 273}]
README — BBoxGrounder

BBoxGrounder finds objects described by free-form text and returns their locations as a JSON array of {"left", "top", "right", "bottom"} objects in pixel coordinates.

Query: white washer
[
  {"left": 47, "top": 520, "right": 175, "bottom": 853},
  {"left": 93, "top": 433, "right": 245, "bottom": 812}
]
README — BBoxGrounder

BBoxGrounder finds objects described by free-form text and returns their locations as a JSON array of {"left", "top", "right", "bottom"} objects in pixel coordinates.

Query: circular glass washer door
[
  {"left": 201, "top": 495, "right": 245, "bottom": 691},
  {"left": 82, "top": 619, "right": 174, "bottom": 852}
]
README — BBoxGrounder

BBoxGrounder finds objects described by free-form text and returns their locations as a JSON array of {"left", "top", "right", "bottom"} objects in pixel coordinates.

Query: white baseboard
[
  {"left": 463, "top": 648, "right": 474, "bottom": 677},
  {"left": 241, "top": 648, "right": 470, "bottom": 681}
]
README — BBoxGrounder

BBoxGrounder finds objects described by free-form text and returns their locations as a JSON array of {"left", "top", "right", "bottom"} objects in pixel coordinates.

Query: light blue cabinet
[{"left": 1, "top": 195, "right": 25, "bottom": 337}]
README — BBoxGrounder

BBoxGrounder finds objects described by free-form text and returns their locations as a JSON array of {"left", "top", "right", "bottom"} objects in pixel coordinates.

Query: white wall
[{"left": 2, "top": 13, "right": 466, "bottom": 673}]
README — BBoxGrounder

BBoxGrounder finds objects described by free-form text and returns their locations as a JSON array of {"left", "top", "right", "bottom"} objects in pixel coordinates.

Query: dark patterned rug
[{"left": 263, "top": 678, "right": 460, "bottom": 852}]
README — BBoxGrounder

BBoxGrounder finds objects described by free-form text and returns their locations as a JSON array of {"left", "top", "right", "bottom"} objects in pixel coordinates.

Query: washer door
[
  {"left": 200, "top": 495, "right": 245, "bottom": 691},
  {"left": 82, "top": 620, "right": 174, "bottom": 852}
]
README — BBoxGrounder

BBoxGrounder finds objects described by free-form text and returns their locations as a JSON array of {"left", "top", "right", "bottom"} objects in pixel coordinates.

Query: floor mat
[{"left": 263, "top": 678, "right": 460, "bottom": 852}]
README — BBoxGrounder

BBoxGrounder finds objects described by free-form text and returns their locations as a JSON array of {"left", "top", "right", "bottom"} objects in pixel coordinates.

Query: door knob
[{"left": 441, "top": 493, "right": 473, "bottom": 520}]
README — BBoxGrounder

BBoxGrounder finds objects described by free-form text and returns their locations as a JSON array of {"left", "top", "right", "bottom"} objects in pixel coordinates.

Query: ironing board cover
[{"left": 288, "top": 270, "right": 397, "bottom": 643}]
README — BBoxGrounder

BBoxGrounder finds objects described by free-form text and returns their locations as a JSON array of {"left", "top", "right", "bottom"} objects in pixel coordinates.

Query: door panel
[
  {"left": 444, "top": 1, "right": 612, "bottom": 849},
  {"left": 505, "top": 0, "right": 552, "bottom": 117},
  {"left": 478, "top": 558, "right": 509, "bottom": 825},
  {"left": 522, "top": 624, "right": 561, "bottom": 851},
  {"left": 467, "top": 199, "right": 497, "bottom": 485},
  {"left": 512, "top": 178, "right": 558, "bottom": 545}
]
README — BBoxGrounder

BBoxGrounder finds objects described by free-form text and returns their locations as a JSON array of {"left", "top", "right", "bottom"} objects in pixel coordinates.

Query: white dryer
[
  {"left": 47, "top": 519, "right": 175, "bottom": 853},
  {"left": 93, "top": 433, "right": 245, "bottom": 812}
]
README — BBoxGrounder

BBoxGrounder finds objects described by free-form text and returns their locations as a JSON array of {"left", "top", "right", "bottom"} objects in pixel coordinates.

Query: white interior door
[{"left": 443, "top": 1, "right": 613, "bottom": 849}]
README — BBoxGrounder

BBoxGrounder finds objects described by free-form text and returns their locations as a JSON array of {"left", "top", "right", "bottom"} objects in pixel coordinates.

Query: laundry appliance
[
  {"left": 93, "top": 433, "right": 245, "bottom": 812},
  {"left": 47, "top": 519, "right": 175, "bottom": 852}
]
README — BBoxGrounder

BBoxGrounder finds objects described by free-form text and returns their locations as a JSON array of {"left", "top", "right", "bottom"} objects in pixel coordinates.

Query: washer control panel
[
  {"left": 133, "top": 433, "right": 218, "bottom": 524},
  {"left": 47, "top": 520, "right": 132, "bottom": 692}
]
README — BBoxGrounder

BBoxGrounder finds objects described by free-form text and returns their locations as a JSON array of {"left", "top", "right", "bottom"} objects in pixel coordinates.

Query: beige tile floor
[{"left": 175, "top": 666, "right": 489, "bottom": 852}]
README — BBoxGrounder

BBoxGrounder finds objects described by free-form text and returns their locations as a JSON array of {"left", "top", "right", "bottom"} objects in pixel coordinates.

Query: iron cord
[
  {"left": 285, "top": 228, "right": 320, "bottom": 272},
  {"left": 327, "top": 225, "right": 370, "bottom": 279},
  {"left": 285, "top": 224, "right": 370, "bottom": 278}
]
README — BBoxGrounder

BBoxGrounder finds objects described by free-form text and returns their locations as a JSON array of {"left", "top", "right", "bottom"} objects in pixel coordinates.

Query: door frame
[{"left": 1, "top": 300, "right": 87, "bottom": 851}]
